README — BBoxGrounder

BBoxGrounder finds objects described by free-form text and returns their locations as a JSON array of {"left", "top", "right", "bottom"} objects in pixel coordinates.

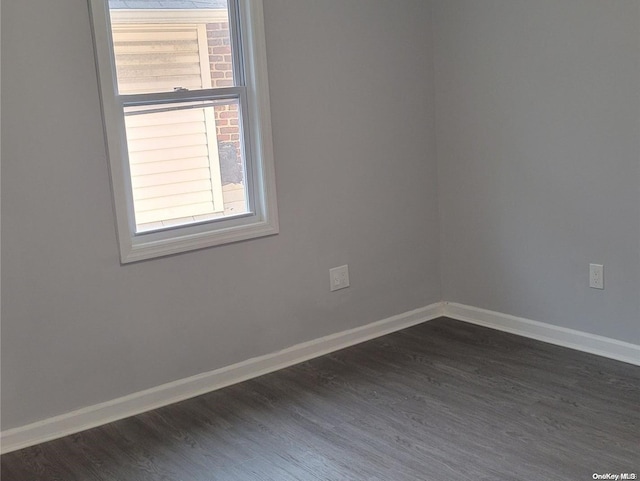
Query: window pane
[
  {"left": 108, "top": 0, "right": 236, "bottom": 94},
  {"left": 124, "top": 98, "right": 248, "bottom": 232}
]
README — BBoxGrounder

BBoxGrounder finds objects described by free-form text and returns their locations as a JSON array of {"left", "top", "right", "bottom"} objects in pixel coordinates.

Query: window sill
[{"left": 120, "top": 214, "right": 279, "bottom": 263}]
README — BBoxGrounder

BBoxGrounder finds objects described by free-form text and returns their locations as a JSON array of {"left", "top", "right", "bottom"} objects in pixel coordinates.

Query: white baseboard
[
  {"left": 4, "top": 301, "right": 638, "bottom": 454},
  {"left": 0, "top": 302, "right": 444, "bottom": 454},
  {"left": 443, "top": 302, "right": 640, "bottom": 367}
]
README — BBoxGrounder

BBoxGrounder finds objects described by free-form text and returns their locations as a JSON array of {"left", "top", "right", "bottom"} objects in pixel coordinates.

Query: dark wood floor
[{"left": 2, "top": 318, "right": 639, "bottom": 480}]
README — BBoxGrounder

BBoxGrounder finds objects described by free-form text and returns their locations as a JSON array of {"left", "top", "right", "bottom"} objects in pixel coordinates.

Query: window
[{"left": 89, "top": 0, "right": 278, "bottom": 263}]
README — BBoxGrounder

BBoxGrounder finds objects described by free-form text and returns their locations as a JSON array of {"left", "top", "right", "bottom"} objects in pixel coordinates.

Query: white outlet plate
[
  {"left": 330, "top": 265, "right": 350, "bottom": 292},
  {"left": 589, "top": 263, "right": 604, "bottom": 289}
]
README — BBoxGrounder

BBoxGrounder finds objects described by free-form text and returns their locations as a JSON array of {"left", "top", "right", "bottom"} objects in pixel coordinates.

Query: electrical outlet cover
[
  {"left": 330, "top": 265, "right": 350, "bottom": 291},
  {"left": 589, "top": 263, "right": 604, "bottom": 289}
]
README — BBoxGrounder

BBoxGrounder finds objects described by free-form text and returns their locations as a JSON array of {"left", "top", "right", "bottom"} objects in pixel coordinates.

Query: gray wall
[
  {"left": 434, "top": 0, "right": 640, "bottom": 343},
  {"left": 1, "top": 0, "right": 440, "bottom": 429},
  {"left": 3, "top": 0, "right": 639, "bottom": 432}
]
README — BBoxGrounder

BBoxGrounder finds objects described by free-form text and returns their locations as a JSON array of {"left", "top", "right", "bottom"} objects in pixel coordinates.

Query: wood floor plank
[{"left": 2, "top": 318, "right": 638, "bottom": 480}]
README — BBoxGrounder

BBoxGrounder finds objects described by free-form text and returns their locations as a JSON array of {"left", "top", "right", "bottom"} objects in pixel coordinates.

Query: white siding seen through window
[{"left": 113, "top": 24, "right": 225, "bottom": 229}]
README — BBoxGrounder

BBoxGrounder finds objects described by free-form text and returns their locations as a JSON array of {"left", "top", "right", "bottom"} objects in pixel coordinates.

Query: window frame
[{"left": 89, "top": 0, "right": 278, "bottom": 263}]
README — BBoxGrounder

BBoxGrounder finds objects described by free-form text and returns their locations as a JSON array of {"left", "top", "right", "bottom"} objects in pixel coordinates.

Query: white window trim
[{"left": 89, "top": 0, "right": 278, "bottom": 263}]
